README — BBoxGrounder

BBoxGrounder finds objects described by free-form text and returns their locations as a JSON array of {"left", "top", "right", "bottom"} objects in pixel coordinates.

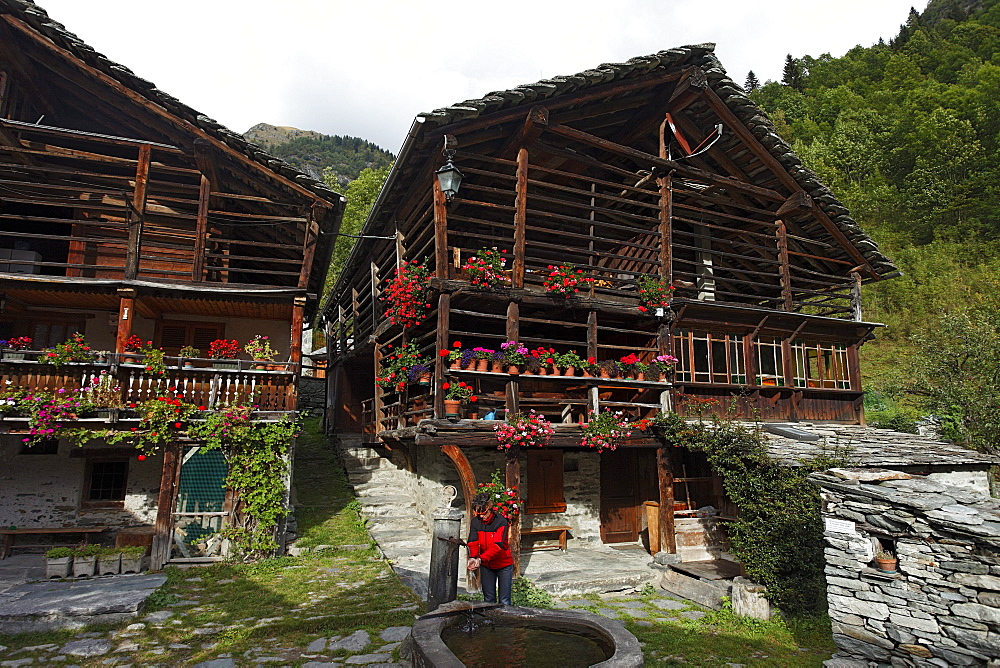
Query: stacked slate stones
[{"left": 810, "top": 468, "right": 1000, "bottom": 666}]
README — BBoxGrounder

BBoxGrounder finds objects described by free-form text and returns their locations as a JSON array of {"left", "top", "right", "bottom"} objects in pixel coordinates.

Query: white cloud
[{"left": 36, "top": 0, "right": 922, "bottom": 152}]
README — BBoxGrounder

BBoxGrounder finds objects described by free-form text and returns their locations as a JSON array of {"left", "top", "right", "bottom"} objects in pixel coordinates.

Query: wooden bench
[
  {"left": 0, "top": 527, "right": 107, "bottom": 559},
  {"left": 521, "top": 525, "right": 572, "bottom": 552}
]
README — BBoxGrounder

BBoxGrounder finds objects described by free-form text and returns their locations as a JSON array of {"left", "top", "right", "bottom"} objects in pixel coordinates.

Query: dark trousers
[{"left": 480, "top": 564, "right": 513, "bottom": 605}]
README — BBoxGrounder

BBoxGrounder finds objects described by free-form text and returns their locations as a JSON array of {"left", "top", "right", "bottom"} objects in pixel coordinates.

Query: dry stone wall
[{"left": 811, "top": 468, "right": 1000, "bottom": 666}]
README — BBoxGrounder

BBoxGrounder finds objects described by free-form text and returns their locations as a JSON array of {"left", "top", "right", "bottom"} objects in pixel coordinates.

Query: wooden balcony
[{"left": 0, "top": 351, "right": 299, "bottom": 415}]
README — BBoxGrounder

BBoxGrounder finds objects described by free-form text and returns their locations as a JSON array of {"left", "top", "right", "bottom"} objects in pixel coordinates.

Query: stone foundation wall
[
  {"left": 401, "top": 445, "right": 603, "bottom": 545},
  {"left": 812, "top": 468, "right": 1000, "bottom": 666},
  {"left": 0, "top": 439, "right": 161, "bottom": 529}
]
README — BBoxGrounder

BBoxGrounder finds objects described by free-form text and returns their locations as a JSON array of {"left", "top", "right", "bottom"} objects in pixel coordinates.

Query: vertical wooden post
[
  {"left": 298, "top": 204, "right": 324, "bottom": 289},
  {"left": 373, "top": 336, "right": 385, "bottom": 431},
  {"left": 506, "top": 445, "right": 522, "bottom": 576},
  {"left": 433, "top": 179, "right": 448, "bottom": 279},
  {"left": 115, "top": 288, "right": 136, "bottom": 354},
  {"left": 658, "top": 171, "right": 673, "bottom": 283},
  {"left": 776, "top": 220, "right": 793, "bottom": 311},
  {"left": 656, "top": 445, "right": 676, "bottom": 554},
  {"left": 588, "top": 310, "right": 599, "bottom": 415},
  {"left": 124, "top": 144, "right": 151, "bottom": 281},
  {"left": 434, "top": 293, "right": 451, "bottom": 419},
  {"left": 151, "top": 441, "right": 182, "bottom": 569},
  {"left": 289, "top": 296, "right": 305, "bottom": 409},
  {"left": 192, "top": 175, "right": 210, "bottom": 281},
  {"left": 657, "top": 323, "right": 672, "bottom": 413},
  {"left": 513, "top": 148, "right": 528, "bottom": 288},
  {"left": 370, "top": 262, "right": 379, "bottom": 338},
  {"left": 396, "top": 230, "right": 406, "bottom": 269},
  {"left": 850, "top": 271, "right": 862, "bottom": 321},
  {"left": 505, "top": 301, "right": 519, "bottom": 416}
]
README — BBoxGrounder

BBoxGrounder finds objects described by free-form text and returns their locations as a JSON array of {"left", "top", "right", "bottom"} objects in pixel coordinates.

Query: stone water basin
[{"left": 408, "top": 601, "right": 643, "bottom": 667}]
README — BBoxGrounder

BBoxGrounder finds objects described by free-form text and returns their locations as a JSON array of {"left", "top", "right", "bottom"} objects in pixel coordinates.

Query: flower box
[
  {"left": 46, "top": 556, "right": 72, "bottom": 579},
  {"left": 120, "top": 553, "right": 147, "bottom": 574},
  {"left": 98, "top": 552, "right": 121, "bottom": 576},
  {"left": 72, "top": 555, "right": 97, "bottom": 578}
]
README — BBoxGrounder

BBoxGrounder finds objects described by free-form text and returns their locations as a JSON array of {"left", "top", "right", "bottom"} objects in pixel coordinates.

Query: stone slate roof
[
  {"left": 763, "top": 423, "right": 999, "bottom": 468},
  {"left": 0, "top": 0, "right": 338, "bottom": 205},
  {"left": 411, "top": 44, "right": 897, "bottom": 278}
]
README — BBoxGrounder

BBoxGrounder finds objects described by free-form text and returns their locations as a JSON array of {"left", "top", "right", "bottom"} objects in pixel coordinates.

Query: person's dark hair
[{"left": 472, "top": 492, "right": 492, "bottom": 512}]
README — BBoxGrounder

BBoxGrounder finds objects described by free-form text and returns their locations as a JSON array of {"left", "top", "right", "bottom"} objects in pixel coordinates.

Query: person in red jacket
[{"left": 466, "top": 491, "right": 513, "bottom": 605}]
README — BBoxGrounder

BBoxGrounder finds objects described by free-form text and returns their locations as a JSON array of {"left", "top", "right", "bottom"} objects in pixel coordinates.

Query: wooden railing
[{"left": 0, "top": 353, "right": 298, "bottom": 414}]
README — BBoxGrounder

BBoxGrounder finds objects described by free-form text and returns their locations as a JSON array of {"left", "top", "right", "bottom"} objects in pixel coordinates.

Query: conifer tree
[
  {"left": 744, "top": 70, "right": 760, "bottom": 93},
  {"left": 781, "top": 54, "right": 804, "bottom": 90}
]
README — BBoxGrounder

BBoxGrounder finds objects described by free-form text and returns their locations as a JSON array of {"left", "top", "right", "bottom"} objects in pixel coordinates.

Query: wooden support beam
[
  {"left": 124, "top": 144, "right": 150, "bottom": 280},
  {"left": 500, "top": 106, "right": 549, "bottom": 159},
  {"left": 513, "top": 147, "right": 528, "bottom": 288},
  {"left": 150, "top": 441, "right": 182, "bottom": 570},
  {"left": 506, "top": 301, "right": 519, "bottom": 416},
  {"left": 546, "top": 123, "right": 783, "bottom": 202},
  {"left": 658, "top": 170, "right": 673, "bottom": 282},
  {"left": 505, "top": 446, "right": 522, "bottom": 575},
  {"left": 192, "top": 175, "right": 210, "bottom": 281},
  {"left": 115, "top": 289, "right": 136, "bottom": 354},
  {"left": 440, "top": 444, "right": 477, "bottom": 528},
  {"left": 656, "top": 446, "right": 677, "bottom": 554},
  {"left": 298, "top": 208, "right": 322, "bottom": 289},
  {"left": 433, "top": 179, "right": 448, "bottom": 279}
]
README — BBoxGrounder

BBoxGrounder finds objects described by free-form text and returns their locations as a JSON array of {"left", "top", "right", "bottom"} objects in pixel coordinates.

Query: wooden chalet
[
  {"left": 0, "top": 0, "right": 344, "bottom": 566},
  {"left": 325, "top": 45, "right": 899, "bottom": 559}
]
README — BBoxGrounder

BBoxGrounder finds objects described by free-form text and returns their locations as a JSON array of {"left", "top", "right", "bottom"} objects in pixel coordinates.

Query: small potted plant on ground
[
  {"left": 45, "top": 546, "right": 74, "bottom": 578},
  {"left": 4, "top": 336, "right": 33, "bottom": 360},
  {"left": 554, "top": 350, "right": 584, "bottom": 377},
  {"left": 442, "top": 381, "right": 476, "bottom": 418},
  {"left": 98, "top": 546, "right": 122, "bottom": 576},
  {"left": 71, "top": 543, "right": 101, "bottom": 577},
  {"left": 207, "top": 339, "right": 240, "bottom": 369},
  {"left": 245, "top": 335, "right": 279, "bottom": 370},
  {"left": 462, "top": 247, "right": 511, "bottom": 289},
  {"left": 119, "top": 545, "right": 147, "bottom": 574},
  {"left": 875, "top": 547, "right": 898, "bottom": 573},
  {"left": 179, "top": 345, "right": 200, "bottom": 368}
]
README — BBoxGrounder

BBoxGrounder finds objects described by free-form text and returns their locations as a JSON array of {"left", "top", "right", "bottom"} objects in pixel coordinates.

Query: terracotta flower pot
[
  {"left": 599, "top": 369, "right": 611, "bottom": 379},
  {"left": 563, "top": 366, "right": 575, "bottom": 377},
  {"left": 466, "top": 410, "right": 479, "bottom": 420},
  {"left": 507, "top": 365, "right": 520, "bottom": 375},
  {"left": 875, "top": 558, "right": 898, "bottom": 573},
  {"left": 450, "top": 360, "right": 461, "bottom": 370},
  {"left": 443, "top": 399, "right": 461, "bottom": 418},
  {"left": 476, "top": 359, "right": 489, "bottom": 372},
  {"left": 537, "top": 366, "right": 547, "bottom": 376},
  {"left": 418, "top": 372, "right": 432, "bottom": 386}
]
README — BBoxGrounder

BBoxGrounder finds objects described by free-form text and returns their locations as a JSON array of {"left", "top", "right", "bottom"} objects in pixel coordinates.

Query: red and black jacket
[{"left": 467, "top": 511, "right": 513, "bottom": 570}]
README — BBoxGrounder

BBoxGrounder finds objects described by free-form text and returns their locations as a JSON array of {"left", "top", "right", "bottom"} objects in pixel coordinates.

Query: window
[
  {"left": 527, "top": 450, "right": 565, "bottom": 514},
  {"left": 791, "top": 340, "right": 851, "bottom": 389},
  {"left": 673, "top": 330, "right": 745, "bottom": 384},
  {"left": 0, "top": 315, "right": 86, "bottom": 349},
  {"left": 82, "top": 460, "right": 129, "bottom": 508},
  {"left": 157, "top": 321, "right": 225, "bottom": 356},
  {"left": 754, "top": 336, "right": 785, "bottom": 386}
]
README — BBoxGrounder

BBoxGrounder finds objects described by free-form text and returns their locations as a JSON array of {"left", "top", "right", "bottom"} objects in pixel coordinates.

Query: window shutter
[
  {"left": 193, "top": 325, "right": 223, "bottom": 352},
  {"left": 527, "top": 450, "right": 566, "bottom": 514},
  {"left": 159, "top": 325, "right": 187, "bottom": 352},
  {"left": 156, "top": 322, "right": 225, "bottom": 355}
]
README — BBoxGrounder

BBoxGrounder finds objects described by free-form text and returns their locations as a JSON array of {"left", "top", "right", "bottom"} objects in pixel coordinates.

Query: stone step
[
  {"left": 655, "top": 567, "right": 731, "bottom": 610},
  {"left": 528, "top": 570, "right": 654, "bottom": 598}
]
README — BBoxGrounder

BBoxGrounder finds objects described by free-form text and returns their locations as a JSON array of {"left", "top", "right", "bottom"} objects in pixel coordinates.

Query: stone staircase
[{"left": 337, "top": 435, "right": 434, "bottom": 599}]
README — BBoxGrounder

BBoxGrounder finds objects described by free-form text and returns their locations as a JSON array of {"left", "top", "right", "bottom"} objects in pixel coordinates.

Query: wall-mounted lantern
[{"left": 435, "top": 136, "right": 462, "bottom": 203}]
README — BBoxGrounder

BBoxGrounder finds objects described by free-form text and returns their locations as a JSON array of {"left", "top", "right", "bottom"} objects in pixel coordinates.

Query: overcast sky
[{"left": 37, "top": 0, "right": 924, "bottom": 153}]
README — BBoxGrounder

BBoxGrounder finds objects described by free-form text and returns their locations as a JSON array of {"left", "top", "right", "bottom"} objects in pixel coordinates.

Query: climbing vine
[
  {"left": 656, "top": 411, "right": 849, "bottom": 615},
  {"left": 188, "top": 403, "right": 300, "bottom": 560}
]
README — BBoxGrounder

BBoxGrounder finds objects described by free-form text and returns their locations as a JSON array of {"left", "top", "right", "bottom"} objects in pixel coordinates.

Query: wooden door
[{"left": 600, "top": 448, "right": 657, "bottom": 543}]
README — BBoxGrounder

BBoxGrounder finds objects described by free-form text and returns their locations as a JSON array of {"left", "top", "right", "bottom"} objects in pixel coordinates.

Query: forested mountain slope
[{"left": 750, "top": 0, "right": 1000, "bottom": 444}]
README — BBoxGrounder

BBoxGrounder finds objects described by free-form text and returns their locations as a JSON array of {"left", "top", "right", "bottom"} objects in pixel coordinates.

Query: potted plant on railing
[
  {"left": 440, "top": 341, "right": 464, "bottom": 370},
  {"left": 581, "top": 355, "right": 598, "bottom": 377},
  {"left": 553, "top": 350, "right": 584, "bottom": 377},
  {"left": 636, "top": 274, "right": 675, "bottom": 315},
  {"left": 494, "top": 410, "right": 554, "bottom": 451},
  {"left": 382, "top": 259, "right": 431, "bottom": 328},
  {"left": 3, "top": 336, "right": 33, "bottom": 360},
  {"left": 119, "top": 545, "right": 147, "bottom": 574},
  {"left": 462, "top": 247, "right": 511, "bottom": 289},
  {"left": 43, "top": 332, "right": 95, "bottom": 368},
  {"left": 207, "top": 339, "right": 240, "bottom": 369},
  {"left": 471, "top": 347, "right": 494, "bottom": 372},
  {"left": 179, "top": 345, "right": 200, "bottom": 369},
  {"left": 245, "top": 335, "right": 279, "bottom": 370},
  {"left": 82, "top": 371, "right": 122, "bottom": 418},
  {"left": 139, "top": 342, "right": 167, "bottom": 377},
  {"left": 618, "top": 353, "right": 642, "bottom": 379},
  {"left": 528, "top": 346, "right": 556, "bottom": 375},
  {"left": 542, "top": 263, "right": 594, "bottom": 297},
  {"left": 377, "top": 341, "right": 427, "bottom": 392},
  {"left": 122, "top": 335, "right": 144, "bottom": 364},
  {"left": 45, "top": 546, "right": 74, "bottom": 578},
  {"left": 21, "top": 388, "right": 99, "bottom": 447},
  {"left": 408, "top": 363, "right": 432, "bottom": 386},
  {"left": 442, "top": 381, "right": 476, "bottom": 418},
  {"left": 581, "top": 409, "right": 634, "bottom": 452},
  {"left": 596, "top": 359, "right": 619, "bottom": 379},
  {"left": 71, "top": 543, "right": 101, "bottom": 578},
  {"left": 499, "top": 340, "right": 528, "bottom": 374}
]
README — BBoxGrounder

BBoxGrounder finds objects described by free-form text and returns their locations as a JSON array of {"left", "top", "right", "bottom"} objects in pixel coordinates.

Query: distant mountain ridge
[{"left": 243, "top": 122, "right": 394, "bottom": 185}]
